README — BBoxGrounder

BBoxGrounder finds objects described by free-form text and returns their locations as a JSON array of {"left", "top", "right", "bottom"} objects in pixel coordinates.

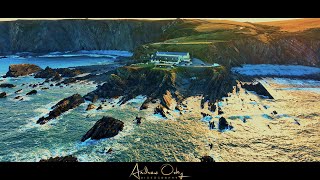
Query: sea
[{"left": 1, "top": 55, "right": 320, "bottom": 162}]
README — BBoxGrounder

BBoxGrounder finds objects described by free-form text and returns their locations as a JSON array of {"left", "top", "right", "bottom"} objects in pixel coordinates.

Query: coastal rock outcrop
[
  {"left": 0, "top": 92, "right": 6, "bottom": 98},
  {"left": 81, "top": 116, "right": 124, "bottom": 142},
  {"left": 26, "top": 90, "right": 37, "bottom": 95},
  {"left": 241, "top": 82, "right": 274, "bottom": 99},
  {"left": 218, "top": 117, "right": 233, "bottom": 131},
  {"left": 39, "top": 155, "right": 78, "bottom": 162},
  {"left": 0, "top": 83, "right": 16, "bottom": 88},
  {"left": 86, "top": 103, "right": 96, "bottom": 111},
  {"left": 200, "top": 156, "right": 215, "bottom": 162},
  {"left": 37, "top": 94, "right": 84, "bottom": 125},
  {"left": 5, "top": 64, "right": 42, "bottom": 77}
]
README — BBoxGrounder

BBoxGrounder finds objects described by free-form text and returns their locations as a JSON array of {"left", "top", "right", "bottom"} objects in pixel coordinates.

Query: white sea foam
[{"left": 232, "top": 64, "right": 320, "bottom": 76}]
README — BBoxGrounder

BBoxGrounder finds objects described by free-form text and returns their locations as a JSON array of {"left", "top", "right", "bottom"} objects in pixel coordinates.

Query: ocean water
[
  {"left": 0, "top": 56, "right": 209, "bottom": 162},
  {"left": 0, "top": 56, "right": 117, "bottom": 75}
]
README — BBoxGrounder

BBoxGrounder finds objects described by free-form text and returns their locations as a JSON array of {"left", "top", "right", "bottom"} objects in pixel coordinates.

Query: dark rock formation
[
  {"left": 26, "top": 90, "right": 37, "bottom": 95},
  {"left": 218, "top": 107, "right": 224, "bottom": 115},
  {"left": 96, "top": 105, "right": 103, "bottom": 110},
  {"left": 241, "top": 82, "right": 274, "bottom": 99},
  {"left": 14, "top": 96, "right": 22, "bottom": 99},
  {"left": 218, "top": 117, "right": 233, "bottom": 131},
  {"left": 200, "top": 156, "right": 215, "bottom": 162},
  {"left": 135, "top": 116, "right": 142, "bottom": 125},
  {"left": 35, "top": 66, "right": 60, "bottom": 79},
  {"left": 201, "top": 112, "right": 210, "bottom": 118},
  {"left": 41, "top": 87, "right": 49, "bottom": 90},
  {"left": 0, "top": 83, "right": 16, "bottom": 88},
  {"left": 140, "top": 103, "right": 148, "bottom": 110},
  {"left": 154, "top": 105, "right": 167, "bottom": 118},
  {"left": 5, "top": 64, "right": 42, "bottom": 77},
  {"left": 39, "top": 155, "right": 78, "bottom": 162},
  {"left": 0, "top": 92, "right": 6, "bottom": 98},
  {"left": 86, "top": 103, "right": 96, "bottom": 111},
  {"left": 81, "top": 116, "right": 124, "bottom": 142},
  {"left": 37, "top": 94, "right": 84, "bottom": 125},
  {"left": 15, "top": 89, "right": 23, "bottom": 93}
]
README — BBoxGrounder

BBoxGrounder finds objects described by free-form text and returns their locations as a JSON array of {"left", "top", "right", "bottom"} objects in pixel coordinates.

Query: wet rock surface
[
  {"left": 86, "top": 103, "right": 96, "bottom": 111},
  {"left": 0, "top": 92, "right": 6, "bottom": 98},
  {"left": 81, "top": 116, "right": 124, "bottom": 142},
  {"left": 218, "top": 117, "right": 233, "bottom": 131},
  {"left": 241, "top": 82, "right": 274, "bottom": 99},
  {"left": 37, "top": 94, "right": 84, "bottom": 125},
  {"left": 26, "top": 90, "right": 37, "bottom": 95}
]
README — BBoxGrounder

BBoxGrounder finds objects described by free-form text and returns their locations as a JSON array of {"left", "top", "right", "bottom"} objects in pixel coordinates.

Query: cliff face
[
  {"left": 208, "top": 34, "right": 320, "bottom": 67},
  {"left": 0, "top": 19, "right": 173, "bottom": 54}
]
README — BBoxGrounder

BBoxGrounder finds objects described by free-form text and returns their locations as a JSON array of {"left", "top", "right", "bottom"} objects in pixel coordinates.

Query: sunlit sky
[{"left": 0, "top": 18, "right": 300, "bottom": 22}]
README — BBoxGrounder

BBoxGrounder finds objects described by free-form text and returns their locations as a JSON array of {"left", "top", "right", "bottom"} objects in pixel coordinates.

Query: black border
[{"left": 0, "top": 2, "right": 319, "bottom": 179}]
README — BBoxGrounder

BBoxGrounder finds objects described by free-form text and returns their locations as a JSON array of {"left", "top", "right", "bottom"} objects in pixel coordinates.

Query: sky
[{"left": 0, "top": 18, "right": 300, "bottom": 22}]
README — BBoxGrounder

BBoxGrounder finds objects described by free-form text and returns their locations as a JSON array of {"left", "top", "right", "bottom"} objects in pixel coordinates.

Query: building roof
[{"left": 156, "top": 51, "right": 189, "bottom": 56}]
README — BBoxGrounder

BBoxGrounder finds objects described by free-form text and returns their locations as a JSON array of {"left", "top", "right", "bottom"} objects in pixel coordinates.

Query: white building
[{"left": 151, "top": 51, "right": 191, "bottom": 65}]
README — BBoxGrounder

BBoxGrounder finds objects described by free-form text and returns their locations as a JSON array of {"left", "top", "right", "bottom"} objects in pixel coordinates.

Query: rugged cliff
[
  {"left": 134, "top": 19, "right": 320, "bottom": 67},
  {"left": 0, "top": 19, "right": 175, "bottom": 54}
]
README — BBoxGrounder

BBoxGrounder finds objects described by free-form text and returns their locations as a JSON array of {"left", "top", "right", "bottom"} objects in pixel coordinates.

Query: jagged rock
[
  {"left": 86, "top": 103, "right": 96, "bottom": 111},
  {"left": 15, "top": 89, "right": 23, "bottom": 93},
  {"left": 41, "top": 87, "right": 49, "bottom": 90},
  {"left": 55, "top": 83, "right": 61, "bottom": 86},
  {"left": 154, "top": 105, "right": 167, "bottom": 118},
  {"left": 201, "top": 112, "right": 210, "bottom": 118},
  {"left": 135, "top": 117, "right": 142, "bottom": 124},
  {"left": 241, "top": 82, "right": 274, "bottom": 99},
  {"left": 140, "top": 103, "right": 148, "bottom": 110},
  {"left": 52, "top": 74, "right": 62, "bottom": 81},
  {"left": 200, "top": 156, "right": 215, "bottom": 162},
  {"left": 50, "top": 84, "right": 54, "bottom": 86},
  {"left": 96, "top": 105, "right": 103, "bottom": 110},
  {"left": 0, "top": 92, "right": 6, "bottom": 98},
  {"left": 209, "top": 103, "right": 216, "bottom": 112},
  {"left": 26, "top": 90, "right": 37, "bottom": 95},
  {"left": 162, "top": 90, "right": 173, "bottom": 109},
  {"left": 218, "top": 117, "right": 233, "bottom": 131},
  {"left": 56, "top": 68, "right": 83, "bottom": 77},
  {"left": 272, "top": 110, "right": 278, "bottom": 115},
  {"left": 218, "top": 108, "right": 224, "bottom": 115},
  {"left": 61, "top": 78, "right": 77, "bottom": 84},
  {"left": 209, "top": 121, "right": 215, "bottom": 129},
  {"left": 34, "top": 66, "right": 60, "bottom": 80},
  {"left": 81, "top": 116, "right": 124, "bottom": 142},
  {"left": 106, "top": 148, "right": 113, "bottom": 153},
  {"left": 0, "top": 83, "right": 16, "bottom": 88},
  {"left": 37, "top": 94, "right": 84, "bottom": 125},
  {"left": 39, "top": 155, "right": 78, "bottom": 162},
  {"left": 6, "top": 64, "right": 42, "bottom": 77}
]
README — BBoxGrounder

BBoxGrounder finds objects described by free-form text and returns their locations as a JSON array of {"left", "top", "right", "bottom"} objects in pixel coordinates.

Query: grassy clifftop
[{"left": 133, "top": 19, "right": 320, "bottom": 67}]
